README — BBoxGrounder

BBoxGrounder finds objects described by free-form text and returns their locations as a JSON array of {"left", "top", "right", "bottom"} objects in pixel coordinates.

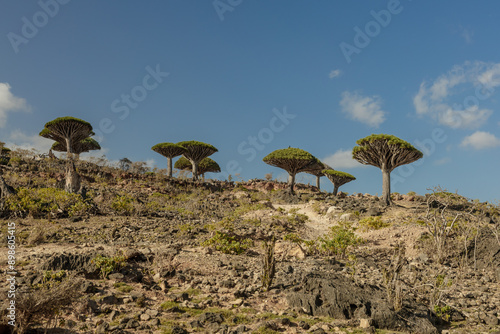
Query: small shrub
[
  {"left": 5, "top": 187, "right": 91, "bottom": 218},
  {"left": 358, "top": 216, "right": 390, "bottom": 231},
  {"left": 111, "top": 194, "right": 136, "bottom": 215},
  {"left": 114, "top": 282, "right": 133, "bottom": 293},
  {"left": 318, "top": 225, "right": 361, "bottom": 258},
  {"left": 202, "top": 231, "right": 253, "bottom": 255},
  {"left": 92, "top": 254, "right": 127, "bottom": 279}
]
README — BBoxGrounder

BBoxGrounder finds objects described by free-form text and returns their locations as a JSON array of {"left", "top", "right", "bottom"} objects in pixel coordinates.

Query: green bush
[
  {"left": 111, "top": 194, "right": 136, "bottom": 215},
  {"left": 358, "top": 216, "right": 390, "bottom": 231},
  {"left": 318, "top": 225, "right": 361, "bottom": 258},
  {"left": 91, "top": 254, "right": 127, "bottom": 279},
  {"left": 202, "top": 231, "right": 253, "bottom": 255},
  {"left": 5, "top": 187, "right": 91, "bottom": 218}
]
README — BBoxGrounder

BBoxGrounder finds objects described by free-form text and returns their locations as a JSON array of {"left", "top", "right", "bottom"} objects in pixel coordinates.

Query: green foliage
[
  {"left": 111, "top": 194, "right": 136, "bottom": 215},
  {"left": 358, "top": 216, "right": 390, "bottom": 231},
  {"left": 177, "top": 140, "right": 218, "bottom": 153},
  {"left": 5, "top": 187, "right": 91, "bottom": 218},
  {"left": 407, "top": 191, "right": 417, "bottom": 196},
  {"left": 151, "top": 142, "right": 186, "bottom": 157},
  {"left": 44, "top": 116, "right": 92, "bottom": 129},
  {"left": 322, "top": 170, "right": 355, "bottom": 180},
  {"left": 34, "top": 270, "right": 67, "bottom": 289},
  {"left": 174, "top": 156, "right": 221, "bottom": 174},
  {"left": 354, "top": 134, "right": 421, "bottom": 152},
  {"left": 318, "top": 224, "right": 361, "bottom": 258},
  {"left": 91, "top": 254, "right": 127, "bottom": 279},
  {"left": 113, "top": 282, "right": 133, "bottom": 293},
  {"left": 202, "top": 231, "right": 253, "bottom": 255},
  {"left": 433, "top": 305, "right": 452, "bottom": 322},
  {"left": 263, "top": 147, "right": 317, "bottom": 162}
]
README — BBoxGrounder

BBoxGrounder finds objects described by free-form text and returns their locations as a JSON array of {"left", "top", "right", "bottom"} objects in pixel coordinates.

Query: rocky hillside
[{"left": 0, "top": 156, "right": 499, "bottom": 334}]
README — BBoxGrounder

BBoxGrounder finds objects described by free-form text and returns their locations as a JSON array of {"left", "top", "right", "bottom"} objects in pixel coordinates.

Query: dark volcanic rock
[{"left": 287, "top": 272, "right": 437, "bottom": 334}]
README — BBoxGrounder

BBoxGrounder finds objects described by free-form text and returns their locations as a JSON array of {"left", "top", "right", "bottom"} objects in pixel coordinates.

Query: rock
[
  {"left": 339, "top": 213, "right": 354, "bottom": 222},
  {"left": 189, "top": 320, "right": 202, "bottom": 328},
  {"left": 327, "top": 206, "right": 342, "bottom": 215},
  {"left": 108, "top": 272, "right": 125, "bottom": 281},
  {"left": 366, "top": 207, "right": 381, "bottom": 217},
  {"left": 170, "top": 325, "right": 188, "bottom": 334},
  {"left": 149, "top": 318, "right": 161, "bottom": 327},
  {"left": 100, "top": 294, "right": 119, "bottom": 305},
  {"left": 140, "top": 313, "right": 150, "bottom": 321},
  {"left": 359, "top": 318, "right": 373, "bottom": 328},
  {"left": 145, "top": 309, "right": 159, "bottom": 317},
  {"left": 198, "top": 312, "right": 225, "bottom": 325},
  {"left": 95, "top": 322, "right": 109, "bottom": 334},
  {"left": 126, "top": 319, "right": 140, "bottom": 329},
  {"left": 231, "top": 299, "right": 244, "bottom": 306},
  {"left": 221, "top": 279, "right": 235, "bottom": 288},
  {"left": 287, "top": 273, "right": 437, "bottom": 333}
]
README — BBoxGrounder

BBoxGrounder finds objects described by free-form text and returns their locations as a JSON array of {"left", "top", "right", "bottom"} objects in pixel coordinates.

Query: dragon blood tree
[
  {"left": 174, "top": 156, "right": 221, "bottom": 180},
  {"left": 40, "top": 117, "right": 93, "bottom": 160},
  {"left": 263, "top": 147, "right": 319, "bottom": 195},
  {"left": 323, "top": 169, "right": 356, "bottom": 196},
  {"left": 40, "top": 117, "right": 94, "bottom": 193},
  {"left": 304, "top": 160, "right": 330, "bottom": 190},
  {"left": 51, "top": 137, "right": 101, "bottom": 159},
  {"left": 352, "top": 134, "right": 423, "bottom": 205},
  {"left": 177, "top": 141, "right": 218, "bottom": 181},
  {"left": 151, "top": 143, "right": 186, "bottom": 177}
]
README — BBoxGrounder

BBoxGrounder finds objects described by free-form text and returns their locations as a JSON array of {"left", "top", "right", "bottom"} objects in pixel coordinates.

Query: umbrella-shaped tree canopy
[
  {"left": 177, "top": 141, "right": 218, "bottom": 181},
  {"left": 40, "top": 117, "right": 93, "bottom": 159},
  {"left": 174, "top": 156, "right": 221, "bottom": 176},
  {"left": 323, "top": 169, "right": 356, "bottom": 196},
  {"left": 51, "top": 137, "right": 101, "bottom": 156},
  {"left": 352, "top": 134, "right": 423, "bottom": 205},
  {"left": 151, "top": 142, "right": 186, "bottom": 177},
  {"left": 263, "top": 147, "right": 319, "bottom": 194}
]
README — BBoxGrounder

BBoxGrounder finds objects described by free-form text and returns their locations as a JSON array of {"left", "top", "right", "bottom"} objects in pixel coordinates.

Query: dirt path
[{"left": 274, "top": 203, "right": 334, "bottom": 239}]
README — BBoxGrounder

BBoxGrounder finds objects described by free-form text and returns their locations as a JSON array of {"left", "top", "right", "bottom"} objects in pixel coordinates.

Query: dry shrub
[{"left": 15, "top": 275, "right": 83, "bottom": 334}]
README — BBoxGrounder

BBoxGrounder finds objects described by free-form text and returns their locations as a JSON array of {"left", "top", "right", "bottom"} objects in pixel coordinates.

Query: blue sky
[{"left": 1, "top": 1, "right": 499, "bottom": 202}]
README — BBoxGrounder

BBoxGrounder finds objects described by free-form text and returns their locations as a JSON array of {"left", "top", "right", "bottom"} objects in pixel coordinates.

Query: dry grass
[{"left": 15, "top": 275, "right": 83, "bottom": 334}]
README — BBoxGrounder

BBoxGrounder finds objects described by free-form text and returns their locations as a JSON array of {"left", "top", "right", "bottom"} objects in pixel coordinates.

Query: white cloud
[
  {"left": 329, "top": 69, "right": 342, "bottom": 79},
  {"left": 434, "top": 157, "right": 451, "bottom": 166},
  {"left": 461, "top": 27, "right": 474, "bottom": 44},
  {"left": 323, "top": 149, "right": 365, "bottom": 169},
  {"left": 0, "top": 83, "right": 31, "bottom": 127},
  {"left": 460, "top": 131, "right": 500, "bottom": 150},
  {"left": 340, "top": 91, "right": 386, "bottom": 128},
  {"left": 413, "top": 61, "right": 500, "bottom": 129},
  {"left": 5, "top": 130, "right": 53, "bottom": 153}
]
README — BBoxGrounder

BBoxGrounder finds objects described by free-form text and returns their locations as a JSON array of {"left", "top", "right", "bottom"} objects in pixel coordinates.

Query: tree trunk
[
  {"left": 167, "top": 157, "right": 173, "bottom": 178},
  {"left": 66, "top": 138, "right": 73, "bottom": 161},
  {"left": 333, "top": 184, "right": 339, "bottom": 196},
  {"left": 316, "top": 175, "right": 320, "bottom": 190},
  {"left": 288, "top": 173, "right": 295, "bottom": 194},
  {"left": 65, "top": 161, "right": 81, "bottom": 193},
  {"left": 191, "top": 161, "right": 198, "bottom": 181},
  {"left": 0, "top": 175, "right": 14, "bottom": 198},
  {"left": 382, "top": 168, "right": 392, "bottom": 205}
]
